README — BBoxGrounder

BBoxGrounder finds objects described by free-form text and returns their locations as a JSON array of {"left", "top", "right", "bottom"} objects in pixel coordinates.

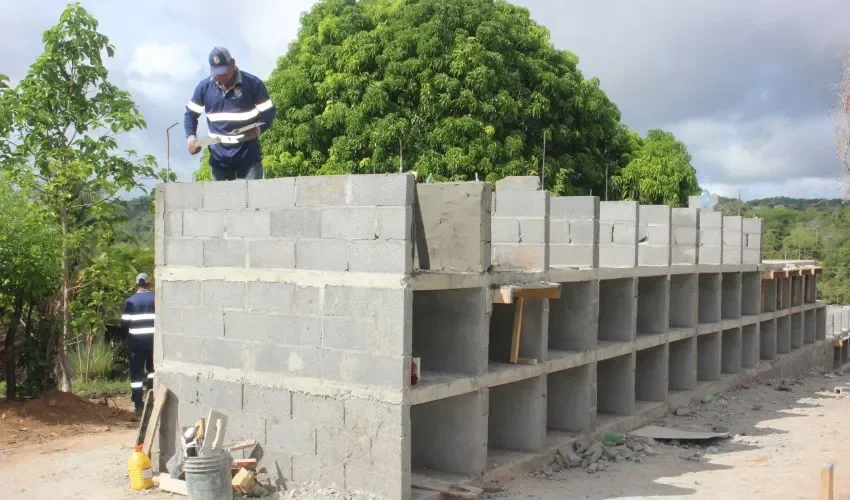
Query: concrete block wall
[
  {"left": 672, "top": 208, "right": 699, "bottom": 265},
  {"left": 152, "top": 174, "right": 830, "bottom": 500},
  {"left": 549, "top": 196, "right": 599, "bottom": 269},
  {"left": 743, "top": 218, "right": 762, "bottom": 265},
  {"left": 638, "top": 205, "right": 672, "bottom": 266},
  {"left": 491, "top": 177, "right": 549, "bottom": 271},
  {"left": 599, "top": 201, "right": 639, "bottom": 267},
  {"left": 723, "top": 216, "right": 743, "bottom": 265}
]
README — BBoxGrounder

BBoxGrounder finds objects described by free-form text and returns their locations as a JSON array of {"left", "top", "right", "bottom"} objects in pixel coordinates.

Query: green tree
[
  {"left": 195, "top": 0, "right": 633, "bottom": 194},
  {"left": 611, "top": 129, "right": 700, "bottom": 206},
  {"left": 0, "top": 3, "right": 171, "bottom": 392},
  {"left": 0, "top": 182, "right": 60, "bottom": 400}
]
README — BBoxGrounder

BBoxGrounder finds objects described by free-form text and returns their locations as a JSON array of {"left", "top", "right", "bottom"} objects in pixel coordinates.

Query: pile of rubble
[{"left": 532, "top": 433, "right": 659, "bottom": 478}]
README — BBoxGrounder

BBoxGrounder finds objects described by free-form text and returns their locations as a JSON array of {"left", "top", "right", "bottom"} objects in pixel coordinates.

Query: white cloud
[
  {"left": 236, "top": 0, "right": 317, "bottom": 78},
  {"left": 669, "top": 113, "right": 839, "bottom": 185},
  {"left": 125, "top": 41, "right": 202, "bottom": 103},
  {"left": 703, "top": 176, "right": 844, "bottom": 200}
]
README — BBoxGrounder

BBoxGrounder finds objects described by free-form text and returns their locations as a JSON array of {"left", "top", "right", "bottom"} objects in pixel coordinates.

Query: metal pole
[
  {"left": 605, "top": 164, "right": 609, "bottom": 201},
  {"left": 541, "top": 133, "right": 546, "bottom": 190},
  {"left": 166, "top": 121, "right": 179, "bottom": 182}
]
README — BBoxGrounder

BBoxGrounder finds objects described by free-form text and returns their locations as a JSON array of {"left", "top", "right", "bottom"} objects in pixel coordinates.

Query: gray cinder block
[
  {"left": 295, "top": 175, "right": 348, "bottom": 207},
  {"left": 162, "top": 182, "right": 203, "bottom": 210},
  {"left": 161, "top": 281, "right": 201, "bottom": 309},
  {"left": 165, "top": 239, "right": 204, "bottom": 267},
  {"left": 202, "top": 280, "right": 246, "bottom": 309},
  {"left": 226, "top": 210, "right": 271, "bottom": 238},
  {"left": 295, "top": 239, "right": 348, "bottom": 271},
  {"left": 348, "top": 240, "right": 411, "bottom": 274},
  {"left": 248, "top": 239, "right": 295, "bottom": 269},
  {"left": 183, "top": 210, "right": 226, "bottom": 238},
  {"left": 320, "top": 207, "right": 377, "bottom": 240},
  {"left": 248, "top": 177, "right": 296, "bottom": 209},
  {"left": 203, "top": 180, "right": 247, "bottom": 210},
  {"left": 204, "top": 239, "right": 247, "bottom": 268},
  {"left": 271, "top": 208, "right": 322, "bottom": 239},
  {"left": 495, "top": 175, "right": 540, "bottom": 192},
  {"left": 349, "top": 173, "right": 415, "bottom": 207}
]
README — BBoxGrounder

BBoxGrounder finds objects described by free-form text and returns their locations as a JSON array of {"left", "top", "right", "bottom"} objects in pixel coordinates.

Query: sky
[{"left": 3, "top": 0, "right": 849, "bottom": 200}]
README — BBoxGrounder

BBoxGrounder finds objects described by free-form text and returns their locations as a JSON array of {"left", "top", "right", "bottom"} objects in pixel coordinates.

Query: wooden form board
[
  {"left": 761, "top": 266, "right": 823, "bottom": 280},
  {"left": 142, "top": 384, "right": 168, "bottom": 456}
]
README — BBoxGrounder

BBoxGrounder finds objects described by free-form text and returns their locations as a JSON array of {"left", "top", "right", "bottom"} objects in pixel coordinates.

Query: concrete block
[
  {"left": 413, "top": 288, "right": 489, "bottom": 375},
  {"left": 349, "top": 173, "right": 415, "bottom": 206},
  {"left": 202, "top": 280, "right": 245, "bottom": 310},
  {"left": 489, "top": 376, "right": 546, "bottom": 452},
  {"left": 496, "top": 176, "right": 540, "bottom": 191},
  {"left": 491, "top": 218, "right": 520, "bottom": 244},
  {"left": 673, "top": 226, "right": 698, "bottom": 245},
  {"left": 161, "top": 281, "right": 201, "bottom": 309},
  {"left": 162, "top": 182, "right": 202, "bottom": 210},
  {"left": 549, "top": 220, "right": 569, "bottom": 244},
  {"left": 226, "top": 210, "right": 271, "bottom": 238},
  {"left": 256, "top": 447, "right": 293, "bottom": 482},
  {"left": 742, "top": 217, "right": 761, "bottom": 233},
  {"left": 492, "top": 244, "right": 547, "bottom": 271},
  {"left": 204, "top": 239, "right": 247, "bottom": 268},
  {"left": 742, "top": 272, "right": 760, "bottom": 315},
  {"left": 669, "top": 337, "right": 697, "bottom": 391},
  {"left": 519, "top": 219, "right": 547, "bottom": 244},
  {"left": 597, "top": 353, "right": 635, "bottom": 416},
  {"left": 817, "top": 307, "right": 827, "bottom": 341},
  {"left": 597, "top": 222, "right": 614, "bottom": 244},
  {"left": 743, "top": 248, "right": 760, "bottom": 265},
  {"left": 377, "top": 206, "right": 411, "bottom": 240},
  {"left": 791, "top": 313, "right": 803, "bottom": 349},
  {"left": 612, "top": 223, "right": 637, "bottom": 244},
  {"left": 742, "top": 324, "right": 759, "bottom": 368},
  {"left": 721, "top": 328, "right": 742, "bottom": 374},
  {"left": 746, "top": 233, "right": 762, "bottom": 248},
  {"left": 550, "top": 244, "right": 597, "bottom": 269},
  {"left": 636, "top": 345, "right": 668, "bottom": 402},
  {"left": 203, "top": 180, "right": 247, "bottom": 210},
  {"left": 549, "top": 196, "right": 599, "bottom": 220},
  {"left": 248, "top": 177, "right": 296, "bottom": 209},
  {"left": 183, "top": 211, "right": 226, "bottom": 238},
  {"left": 639, "top": 244, "right": 671, "bottom": 266},
  {"left": 699, "top": 210, "right": 723, "bottom": 228},
  {"left": 646, "top": 224, "right": 672, "bottom": 245},
  {"left": 338, "top": 351, "right": 406, "bottom": 389},
  {"left": 699, "top": 228, "right": 723, "bottom": 247},
  {"left": 247, "top": 344, "right": 325, "bottom": 377},
  {"left": 639, "top": 205, "right": 671, "bottom": 225},
  {"left": 182, "top": 310, "right": 224, "bottom": 338},
  {"left": 270, "top": 208, "right": 322, "bottom": 239},
  {"left": 699, "top": 246, "right": 723, "bottom": 265},
  {"left": 568, "top": 220, "right": 597, "bottom": 244},
  {"left": 348, "top": 240, "right": 411, "bottom": 274},
  {"left": 248, "top": 239, "right": 296, "bottom": 269},
  {"left": 547, "top": 365, "right": 593, "bottom": 432},
  {"left": 637, "top": 276, "right": 669, "bottom": 335},
  {"left": 164, "top": 211, "right": 183, "bottom": 238},
  {"left": 292, "top": 393, "right": 344, "bottom": 427},
  {"left": 697, "top": 332, "right": 721, "bottom": 381},
  {"left": 600, "top": 201, "right": 638, "bottom": 222},
  {"left": 316, "top": 427, "right": 370, "bottom": 462},
  {"left": 198, "top": 377, "right": 243, "bottom": 413},
  {"left": 321, "top": 207, "right": 377, "bottom": 240},
  {"left": 165, "top": 239, "right": 204, "bottom": 267},
  {"left": 598, "top": 278, "right": 636, "bottom": 342},
  {"left": 672, "top": 207, "right": 698, "bottom": 226},
  {"left": 246, "top": 282, "right": 294, "bottom": 313},
  {"left": 295, "top": 239, "right": 348, "bottom": 271},
  {"left": 549, "top": 281, "right": 598, "bottom": 351},
  {"left": 672, "top": 246, "right": 698, "bottom": 265},
  {"left": 159, "top": 307, "right": 182, "bottom": 335},
  {"left": 268, "top": 418, "right": 316, "bottom": 455},
  {"left": 243, "top": 384, "right": 291, "bottom": 421},
  {"left": 344, "top": 399, "right": 405, "bottom": 438},
  {"left": 723, "top": 231, "right": 743, "bottom": 247},
  {"left": 723, "top": 243, "right": 743, "bottom": 264},
  {"left": 414, "top": 182, "right": 491, "bottom": 273},
  {"left": 295, "top": 175, "right": 348, "bottom": 207},
  {"left": 345, "top": 452, "right": 407, "bottom": 500},
  {"left": 412, "top": 392, "right": 487, "bottom": 476},
  {"left": 493, "top": 190, "right": 548, "bottom": 217},
  {"left": 599, "top": 245, "right": 636, "bottom": 268}
]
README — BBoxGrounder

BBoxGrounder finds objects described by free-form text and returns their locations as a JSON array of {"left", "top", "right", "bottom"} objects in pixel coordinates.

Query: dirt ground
[{"left": 2, "top": 370, "right": 850, "bottom": 499}]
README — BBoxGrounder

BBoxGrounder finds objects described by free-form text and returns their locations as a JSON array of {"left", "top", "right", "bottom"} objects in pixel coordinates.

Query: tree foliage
[
  {"left": 0, "top": 3, "right": 170, "bottom": 392},
  {"left": 239, "top": 0, "right": 632, "bottom": 194},
  {"left": 0, "top": 181, "right": 60, "bottom": 399},
  {"left": 612, "top": 129, "right": 700, "bottom": 207}
]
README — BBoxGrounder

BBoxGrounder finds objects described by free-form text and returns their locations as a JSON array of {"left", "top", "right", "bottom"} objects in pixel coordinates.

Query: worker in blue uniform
[
  {"left": 184, "top": 46, "right": 276, "bottom": 181},
  {"left": 121, "top": 273, "right": 155, "bottom": 416}
]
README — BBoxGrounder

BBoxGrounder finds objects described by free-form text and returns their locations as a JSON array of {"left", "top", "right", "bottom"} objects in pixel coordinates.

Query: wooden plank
[
  {"left": 224, "top": 439, "right": 258, "bottom": 452},
  {"left": 158, "top": 475, "right": 188, "bottom": 496},
  {"left": 200, "top": 410, "right": 229, "bottom": 456},
  {"left": 509, "top": 297, "right": 525, "bottom": 364},
  {"left": 233, "top": 458, "right": 258, "bottom": 469},
  {"left": 411, "top": 473, "right": 482, "bottom": 499},
  {"left": 517, "top": 357, "right": 538, "bottom": 365},
  {"left": 514, "top": 286, "right": 560, "bottom": 300},
  {"left": 492, "top": 287, "right": 514, "bottom": 304},
  {"left": 821, "top": 463, "right": 834, "bottom": 500},
  {"left": 134, "top": 390, "right": 154, "bottom": 447},
  {"left": 142, "top": 384, "right": 169, "bottom": 456}
]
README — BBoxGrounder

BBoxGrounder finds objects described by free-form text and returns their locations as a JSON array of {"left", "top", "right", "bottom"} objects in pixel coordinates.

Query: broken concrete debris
[{"left": 150, "top": 174, "right": 831, "bottom": 499}]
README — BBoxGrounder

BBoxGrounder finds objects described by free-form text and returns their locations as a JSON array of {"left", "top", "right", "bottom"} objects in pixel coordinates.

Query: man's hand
[
  {"left": 187, "top": 136, "right": 201, "bottom": 155},
  {"left": 240, "top": 126, "right": 259, "bottom": 142}
]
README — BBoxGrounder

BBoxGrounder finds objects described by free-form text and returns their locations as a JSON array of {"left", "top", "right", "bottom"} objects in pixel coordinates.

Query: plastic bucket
[{"left": 184, "top": 451, "right": 233, "bottom": 500}]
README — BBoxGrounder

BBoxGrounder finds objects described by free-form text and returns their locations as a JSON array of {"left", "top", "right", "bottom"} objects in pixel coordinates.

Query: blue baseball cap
[{"left": 209, "top": 46, "right": 233, "bottom": 76}]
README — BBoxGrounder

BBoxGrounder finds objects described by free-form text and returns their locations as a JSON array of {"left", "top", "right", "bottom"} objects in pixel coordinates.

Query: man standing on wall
[
  {"left": 121, "top": 273, "right": 155, "bottom": 416},
  {"left": 184, "top": 47, "right": 276, "bottom": 181}
]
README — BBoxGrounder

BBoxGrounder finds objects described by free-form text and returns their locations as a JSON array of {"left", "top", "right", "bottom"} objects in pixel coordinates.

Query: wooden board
[
  {"left": 200, "top": 410, "right": 228, "bottom": 456},
  {"left": 134, "top": 390, "right": 155, "bottom": 447},
  {"left": 492, "top": 283, "right": 560, "bottom": 304},
  {"left": 158, "top": 475, "right": 188, "bottom": 496},
  {"left": 411, "top": 473, "right": 482, "bottom": 499},
  {"left": 142, "top": 384, "right": 169, "bottom": 456}
]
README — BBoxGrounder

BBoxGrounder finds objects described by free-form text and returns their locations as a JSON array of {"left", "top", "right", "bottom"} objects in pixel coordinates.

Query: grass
[{"left": 72, "top": 377, "right": 130, "bottom": 398}]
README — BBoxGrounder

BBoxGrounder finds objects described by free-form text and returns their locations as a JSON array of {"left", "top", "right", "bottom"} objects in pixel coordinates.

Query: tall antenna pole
[
  {"left": 166, "top": 121, "right": 178, "bottom": 182},
  {"left": 541, "top": 133, "right": 546, "bottom": 190}
]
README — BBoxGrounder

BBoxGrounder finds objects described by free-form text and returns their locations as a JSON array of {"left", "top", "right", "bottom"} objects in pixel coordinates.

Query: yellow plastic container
[{"left": 128, "top": 444, "right": 154, "bottom": 490}]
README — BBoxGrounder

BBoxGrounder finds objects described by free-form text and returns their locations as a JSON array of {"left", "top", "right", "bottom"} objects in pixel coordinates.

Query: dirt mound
[{"left": 0, "top": 390, "right": 137, "bottom": 450}]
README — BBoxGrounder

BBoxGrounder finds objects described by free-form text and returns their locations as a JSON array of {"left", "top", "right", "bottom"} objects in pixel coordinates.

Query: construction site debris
[
  {"left": 279, "top": 481, "right": 379, "bottom": 499},
  {"left": 629, "top": 425, "right": 730, "bottom": 441}
]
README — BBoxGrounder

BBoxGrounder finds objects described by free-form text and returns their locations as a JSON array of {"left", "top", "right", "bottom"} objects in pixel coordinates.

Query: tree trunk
[
  {"left": 57, "top": 206, "right": 72, "bottom": 393},
  {"left": 4, "top": 296, "right": 24, "bottom": 400}
]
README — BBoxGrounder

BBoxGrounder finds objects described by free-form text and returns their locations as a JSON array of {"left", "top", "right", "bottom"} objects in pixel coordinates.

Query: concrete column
[
  {"left": 669, "top": 274, "right": 698, "bottom": 328},
  {"left": 637, "top": 276, "right": 669, "bottom": 335},
  {"left": 547, "top": 365, "right": 594, "bottom": 433},
  {"left": 721, "top": 272, "right": 742, "bottom": 320},
  {"left": 488, "top": 376, "right": 546, "bottom": 452},
  {"left": 760, "top": 320, "right": 777, "bottom": 360},
  {"left": 721, "top": 328, "right": 742, "bottom": 374},
  {"left": 791, "top": 313, "right": 803, "bottom": 349},
  {"left": 697, "top": 332, "right": 722, "bottom": 382},
  {"left": 548, "top": 281, "right": 598, "bottom": 352},
  {"left": 669, "top": 337, "right": 697, "bottom": 391},
  {"left": 598, "top": 278, "right": 637, "bottom": 343},
  {"left": 597, "top": 353, "right": 636, "bottom": 416},
  {"left": 804, "top": 310, "right": 816, "bottom": 344},
  {"left": 742, "top": 272, "right": 760, "bottom": 316},
  {"left": 636, "top": 345, "right": 668, "bottom": 402},
  {"left": 698, "top": 274, "right": 721, "bottom": 324},
  {"left": 777, "top": 316, "right": 791, "bottom": 354},
  {"left": 411, "top": 391, "right": 488, "bottom": 476},
  {"left": 742, "top": 324, "right": 759, "bottom": 368}
]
